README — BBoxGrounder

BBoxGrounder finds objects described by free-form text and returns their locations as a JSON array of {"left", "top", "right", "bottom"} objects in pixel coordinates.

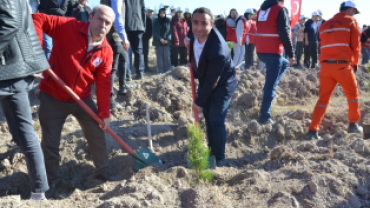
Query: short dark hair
[
  {"left": 340, "top": 6, "right": 351, "bottom": 12},
  {"left": 192, "top": 7, "right": 214, "bottom": 22}
]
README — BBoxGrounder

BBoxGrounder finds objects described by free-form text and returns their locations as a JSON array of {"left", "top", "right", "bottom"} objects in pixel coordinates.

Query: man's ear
[{"left": 211, "top": 22, "right": 214, "bottom": 27}]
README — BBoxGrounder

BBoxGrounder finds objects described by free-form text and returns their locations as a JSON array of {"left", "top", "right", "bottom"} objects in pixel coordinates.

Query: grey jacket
[
  {"left": 125, "top": 0, "right": 146, "bottom": 32},
  {"left": 0, "top": 0, "right": 49, "bottom": 81}
]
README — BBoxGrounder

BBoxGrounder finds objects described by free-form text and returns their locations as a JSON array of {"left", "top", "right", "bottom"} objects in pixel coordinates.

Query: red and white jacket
[
  {"left": 226, "top": 18, "right": 237, "bottom": 43},
  {"left": 236, "top": 16, "right": 252, "bottom": 46},
  {"left": 32, "top": 13, "right": 113, "bottom": 119},
  {"left": 248, "top": 20, "right": 257, "bottom": 45},
  {"left": 255, "top": 4, "right": 284, "bottom": 54},
  {"left": 362, "top": 31, "right": 370, "bottom": 49}
]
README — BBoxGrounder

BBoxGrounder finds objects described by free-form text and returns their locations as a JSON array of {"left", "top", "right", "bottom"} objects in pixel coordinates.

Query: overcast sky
[{"left": 88, "top": 0, "right": 370, "bottom": 26}]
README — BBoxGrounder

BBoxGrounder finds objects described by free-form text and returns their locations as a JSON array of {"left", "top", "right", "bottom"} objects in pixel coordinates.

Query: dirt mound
[{"left": 1, "top": 60, "right": 370, "bottom": 207}]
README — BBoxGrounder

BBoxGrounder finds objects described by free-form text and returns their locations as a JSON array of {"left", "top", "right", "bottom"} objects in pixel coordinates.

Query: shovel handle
[
  {"left": 45, "top": 68, "right": 134, "bottom": 155},
  {"left": 188, "top": 63, "right": 199, "bottom": 123}
]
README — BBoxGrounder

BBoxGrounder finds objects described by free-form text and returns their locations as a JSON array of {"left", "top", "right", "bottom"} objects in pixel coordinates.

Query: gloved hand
[{"left": 353, "top": 65, "right": 358, "bottom": 73}]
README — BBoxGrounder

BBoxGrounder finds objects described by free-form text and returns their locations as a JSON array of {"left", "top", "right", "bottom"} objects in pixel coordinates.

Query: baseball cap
[
  {"left": 185, "top": 8, "right": 191, "bottom": 14},
  {"left": 170, "top": 5, "right": 176, "bottom": 10},
  {"left": 341, "top": 0, "right": 360, "bottom": 14},
  {"left": 317, "top": 9, "right": 323, "bottom": 14},
  {"left": 176, "top": 7, "right": 183, "bottom": 13},
  {"left": 146, "top": 7, "right": 153, "bottom": 12},
  {"left": 312, "top": 11, "right": 319, "bottom": 16},
  {"left": 245, "top": 8, "right": 255, "bottom": 15},
  {"left": 299, "top": 15, "right": 307, "bottom": 20},
  {"left": 218, "top": 14, "right": 225, "bottom": 18}
]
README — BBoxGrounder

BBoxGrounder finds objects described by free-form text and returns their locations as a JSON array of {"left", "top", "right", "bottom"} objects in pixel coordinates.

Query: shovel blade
[{"left": 133, "top": 147, "right": 161, "bottom": 171}]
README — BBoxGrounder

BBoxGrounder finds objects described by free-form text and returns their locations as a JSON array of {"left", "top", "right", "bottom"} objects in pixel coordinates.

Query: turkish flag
[{"left": 291, "top": 0, "right": 302, "bottom": 29}]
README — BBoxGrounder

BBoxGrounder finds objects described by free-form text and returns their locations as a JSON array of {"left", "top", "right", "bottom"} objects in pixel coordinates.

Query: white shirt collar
[
  {"left": 193, "top": 36, "right": 208, "bottom": 67},
  {"left": 87, "top": 25, "right": 104, "bottom": 52}
]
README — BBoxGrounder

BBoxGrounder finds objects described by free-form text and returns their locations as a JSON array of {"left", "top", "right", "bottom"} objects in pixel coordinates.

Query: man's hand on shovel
[
  {"left": 99, "top": 118, "right": 110, "bottom": 131},
  {"left": 192, "top": 103, "right": 202, "bottom": 112}
]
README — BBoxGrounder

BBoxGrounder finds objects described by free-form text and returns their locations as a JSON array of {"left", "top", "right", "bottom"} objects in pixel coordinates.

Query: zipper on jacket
[{"left": 0, "top": 54, "right": 6, "bottom": 66}]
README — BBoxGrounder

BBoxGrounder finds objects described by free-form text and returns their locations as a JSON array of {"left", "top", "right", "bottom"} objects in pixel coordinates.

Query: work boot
[
  {"left": 118, "top": 87, "right": 127, "bottom": 95},
  {"left": 110, "top": 99, "right": 123, "bottom": 110},
  {"left": 126, "top": 74, "right": 132, "bottom": 82},
  {"left": 138, "top": 72, "right": 145, "bottom": 80},
  {"left": 348, "top": 123, "right": 363, "bottom": 133},
  {"left": 306, "top": 130, "right": 321, "bottom": 140},
  {"left": 259, "top": 120, "right": 275, "bottom": 125}
]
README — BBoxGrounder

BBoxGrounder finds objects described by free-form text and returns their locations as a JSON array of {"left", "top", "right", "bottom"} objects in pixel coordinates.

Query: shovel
[
  {"left": 188, "top": 63, "right": 216, "bottom": 169},
  {"left": 45, "top": 68, "right": 160, "bottom": 171}
]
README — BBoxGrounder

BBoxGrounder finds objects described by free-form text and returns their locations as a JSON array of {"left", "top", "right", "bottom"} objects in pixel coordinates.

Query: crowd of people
[{"left": 0, "top": 0, "right": 366, "bottom": 201}]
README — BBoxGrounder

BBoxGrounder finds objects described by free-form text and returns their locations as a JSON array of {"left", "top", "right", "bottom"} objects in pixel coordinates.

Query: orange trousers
[{"left": 309, "top": 63, "right": 360, "bottom": 131}]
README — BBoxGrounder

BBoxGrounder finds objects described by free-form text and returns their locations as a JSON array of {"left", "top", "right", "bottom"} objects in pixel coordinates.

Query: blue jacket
[{"left": 189, "top": 27, "right": 237, "bottom": 107}]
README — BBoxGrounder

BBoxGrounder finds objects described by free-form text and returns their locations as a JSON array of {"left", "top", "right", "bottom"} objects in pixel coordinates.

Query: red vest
[
  {"left": 255, "top": 4, "right": 284, "bottom": 54},
  {"left": 226, "top": 19, "right": 237, "bottom": 43},
  {"left": 362, "top": 31, "right": 370, "bottom": 49},
  {"left": 239, "top": 18, "right": 250, "bottom": 45},
  {"left": 248, "top": 20, "right": 257, "bottom": 44}
]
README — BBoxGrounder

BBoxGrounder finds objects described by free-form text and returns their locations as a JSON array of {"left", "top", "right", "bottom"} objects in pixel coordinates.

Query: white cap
[
  {"left": 185, "top": 8, "right": 191, "bottom": 14},
  {"left": 317, "top": 9, "right": 323, "bottom": 14},
  {"left": 219, "top": 14, "right": 225, "bottom": 18},
  {"left": 341, "top": 1, "right": 359, "bottom": 14},
  {"left": 244, "top": 8, "right": 255, "bottom": 14},
  {"left": 159, "top": 3, "right": 169, "bottom": 9},
  {"left": 299, "top": 15, "right": 306, "bottom": 20},
  {"left": 170, "top": 5, "right": 176, "bottom": 10},
  {"left": 176, "top": 7, "right": 183, "bottom": 12},
  {"left": 312, "top": 11, "right": 319, "bottom": 16},
  {"left": 146, "top": 7, "right": 153, "bottom": 12}
]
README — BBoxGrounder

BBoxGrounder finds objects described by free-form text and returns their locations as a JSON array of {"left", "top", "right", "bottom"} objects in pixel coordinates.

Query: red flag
[{"left": 291, "top": 0, "right": 302, "bottom": 29}]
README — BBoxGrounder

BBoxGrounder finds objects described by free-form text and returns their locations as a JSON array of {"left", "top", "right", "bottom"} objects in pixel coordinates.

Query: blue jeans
[
  {"left": 0, "top": 77, "right": 49, "bottom": 193},
  {"left": 257, "top": 53, "right": 289, "bottom": 123},
  {"left": 43, "top": 33, "right": 53, "bottom": 60},
  {"left": 202, "top": 96, "right": 231, "bottom": 161},
  {"left": 127, "top": 31, "right": 145, "bottom": 75}
]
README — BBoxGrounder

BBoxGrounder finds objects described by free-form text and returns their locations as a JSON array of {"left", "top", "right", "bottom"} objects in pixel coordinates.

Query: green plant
[
  {"left": 187, "top": 124, "right": 213, "bottom": 184},
  {"left": 226, "top": 41, "right": 234, "bottom": 52},
  {"left": 365, "top": 62, "right": 370, "bottom": 73}
]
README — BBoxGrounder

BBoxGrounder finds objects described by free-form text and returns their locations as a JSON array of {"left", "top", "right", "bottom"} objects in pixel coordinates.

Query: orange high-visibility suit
[{"left": 309, "top": 12, "right": 361, "bottom": 132}]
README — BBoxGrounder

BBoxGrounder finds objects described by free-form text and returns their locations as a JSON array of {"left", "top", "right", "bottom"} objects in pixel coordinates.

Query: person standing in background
[
  {"left": 153, "top": 7, "right": 172, "bottom": 73},
  {"left": 215, "top": 14, "right": 227, "bottom": 40},
  {"left": 226, "top": 9, "right": 239, "bottom": 64},
  {"left": 244, "top": 8, "right": 256, "bottom": 70},
  {"left": 38, "top": 0, "right": 73, "bottom": 59},
  {"left": 72, "top": 0, "right": 92, "bottom": 22},
  {"left": 361, "top": 26, "right": 370, "bottom": 64},
  {"left": 171, "top": 7, "right": 188, "bottom": 67},
  {"left": 185, "top": 8, "right": 193, "bottom": 37},
  {"left": 168, "top": 5, "right": 177, "bottom": 18},
  {"left": 234, "top": 9, "right": 250, "bottom": 70},
  {"left": 143, "top": 7, "right": 153, "bottom": 71},
  {"left": 304, "top": 11, "right": 319, "bottom": 69},
  {"left": 292, "top": 15, "right": 307, "bottom": 69},
  {"left": 125, "top": 0, "right": 146, "bottom": 80}
]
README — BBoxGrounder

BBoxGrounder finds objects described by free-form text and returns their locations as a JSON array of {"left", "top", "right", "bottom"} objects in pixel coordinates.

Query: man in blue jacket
[{"left": 188, "top": 7, "right": 237, "bottom": 167}]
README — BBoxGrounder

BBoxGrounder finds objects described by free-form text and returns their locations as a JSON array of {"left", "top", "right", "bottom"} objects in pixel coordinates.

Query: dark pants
[
  {"left": 39, "top": 92, "right": 108, "bottom": 184},
  {"left": 172, "top": 47, "right": 187, "bottom": 67},
  {"left": 0, "top": 77, "right": 49, "bottom": 193},
  {"left": 295, "top": 41, "right": 304, "bottom": 66},
  {"left": 244, "top": 44, "right": 255, "bottom": 69},
  {"left": 111, "top": 42, "right": 128, "bottom": 93},
  {"left": 304, "top": 41, "right": 318, "bottom": 68},
  {"left": 126, "top": 31, "right": 145, "bottom": 75},
  {"left": 202, "top": 96, "right": 232, "bottom": 161},
  {"left": 257, "top": 53, "right": 290, "bottom": 123},
  {"left": 170, "top": 47, "right": 177, "bottom": 66},
  {"left": 143, "top": 38, "right": 150, "bottom": 69}
]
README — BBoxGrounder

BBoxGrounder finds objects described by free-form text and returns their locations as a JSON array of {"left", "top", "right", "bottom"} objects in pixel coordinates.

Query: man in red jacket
[{"left": 32, "top": 5, "right": 115, "bottom": 198}]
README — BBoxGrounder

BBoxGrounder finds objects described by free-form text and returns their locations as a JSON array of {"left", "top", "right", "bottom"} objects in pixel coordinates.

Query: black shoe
[
  {"left": 45, "top": 182, "right": 59, "bottom": 199},
  {"left": 138, "top": 72, "right": 145, "bottom": 80},
  {"left": 94, "top": 173, "right": 117, "bottom": 182},
  {"left": 110, "top": 100, "right": 123, "bottom": 109},
  {"left": 118, "top": 88, "right": 127, "bottom": 95},
  {"left": 306, "top": 130, "right": 321, "bottom": 140},
  {"left": 216, "top": 159, "right": 226, "bottom": 167},
  {"left": 259, "top": 120, "right": 275, "bottom": 125},
  {"left": 348, "top": 123, "right": 363, "bottom": 133}
]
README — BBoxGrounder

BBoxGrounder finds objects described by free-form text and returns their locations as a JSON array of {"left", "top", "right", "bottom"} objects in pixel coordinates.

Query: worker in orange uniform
[{"left": 307, "top": 1, "right": 362, "bottom": 140}]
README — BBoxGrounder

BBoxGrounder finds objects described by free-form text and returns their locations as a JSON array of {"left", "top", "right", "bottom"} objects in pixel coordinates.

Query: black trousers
[
  {"left": 172, "top": 47, "right": 187, "bottom": 67},
  {"left": 244, "top": 44, "right": 255, "bottom": 68},
  {"left": 111, "top": 42, "right": 128, "bottom": 93},
  {"left": 126, "top": 31, "right": 145, "bottom": 74},
  {"left": 304, "top": 41, "right": 318, "bottom": 68},
  {"left": 143, "top": 37, "right": 150, "bottom": 69},
  {"left": 170, "top": 47, "right": 177, "bottom": 66},
  {"left": 295, "top": 41, "right": 304, "bottom": 66}
]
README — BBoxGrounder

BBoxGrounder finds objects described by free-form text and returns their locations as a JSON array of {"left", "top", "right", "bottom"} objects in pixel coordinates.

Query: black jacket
[
  {"left": 0, "top": 0, "right": 49, "bottom": 81},
  {"left": 215, "top": 18, "right": 227, "bottom": 40},
  {"left": 258, "top": 0, "right": 294, "bottom": 58},
  {"left": 189, "top": 28, "right": 237, "bottom": 107},
  {"left": 39, "top": 0, "right": 73, "bottom": 16},
  {"left": 143, "top": 16, "right": 153, "bottom": 40},
  {"left": 72, "top": 4, "right": 92, "bottom": 21},
  {"left": 125, "top": 0, "right": 146, "bottom": 32},
  {"left": 361, "top": 28, "right": 370, "bottom": 43}
]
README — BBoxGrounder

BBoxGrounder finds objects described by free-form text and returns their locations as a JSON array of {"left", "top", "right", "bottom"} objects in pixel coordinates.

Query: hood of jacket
[{"left": 260, "top": 0, "right": 281, "bottom": 10}]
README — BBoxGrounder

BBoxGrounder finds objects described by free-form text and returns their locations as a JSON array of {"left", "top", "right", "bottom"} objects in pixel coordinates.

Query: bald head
[{"left": 89, "top": 5, "right": 115, "bottom": 42}]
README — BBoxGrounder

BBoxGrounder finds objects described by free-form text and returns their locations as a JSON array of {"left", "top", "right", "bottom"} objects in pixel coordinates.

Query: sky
[{"left": 88, "top": 0, "right": 370, "bottom": 26}]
